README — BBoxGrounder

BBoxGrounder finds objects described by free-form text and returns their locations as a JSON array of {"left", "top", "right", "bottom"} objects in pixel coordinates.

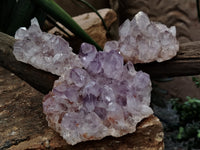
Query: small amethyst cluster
[
  {"left": 104, "top": 11, "right": 179, "bottom": 63},
  {"left": 13, "top": 18, "right": 81, "bottom": 76},
  {"left": 43, "top": 43, "right": 153, "bottom": 145}
]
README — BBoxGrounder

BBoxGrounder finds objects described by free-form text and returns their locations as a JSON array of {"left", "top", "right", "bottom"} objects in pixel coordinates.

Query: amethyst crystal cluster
[
  {"left": 13, "top": 11, "right": 179, "bottom": 145},
  {"left": 14, "top": 18, "right": 81, "bottom": 76},
  {"left": 43, "top": 43, "right": 153, "bottom": 145},
  {"left": 104, "top": 11, "right": 179, "bottom": 63}
]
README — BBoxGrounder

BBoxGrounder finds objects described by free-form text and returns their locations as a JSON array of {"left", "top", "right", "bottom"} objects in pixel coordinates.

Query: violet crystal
[
  {"left": 13, "top": 18, "right": 82, "bottom": 76},
  {"left": 104, "top": 11, "right": 179, "bottom": 63},
  {"left": 43, "top": 43, "right": 153, "bottom": 145}
]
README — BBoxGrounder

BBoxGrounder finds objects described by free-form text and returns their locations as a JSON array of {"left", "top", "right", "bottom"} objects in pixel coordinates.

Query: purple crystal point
[
  {"left": 134, "top": 11, "right": 150, "bottom": 31},
  {"left": 43, "top": 43, "right": 153, "bottom": 145},
  {"left": 87, "top": 59, "right": 102, "bottom": 75},
  {"left": 79, "top": 43, "right": 97, "bottom": 68},
  {"left": 101, "top": 50, "right": 123, "bottom": 80},
  {"left": 94, "top": 107, "right": 107, "bottom": 120},
  {"left": 83, "top": 94, "right": 97, "bottom": 112},
  {"left": 70, "top": 68, "right": 88, "bottom": 87},
  {"left": 15, "top": 27, "right": 28, "bottom": 40},
  {"left": 104, "top": 41, "right": 119, "bottom": 52},
  {"left": 119, "top": 19, "right": 131, "bottom": 39}
]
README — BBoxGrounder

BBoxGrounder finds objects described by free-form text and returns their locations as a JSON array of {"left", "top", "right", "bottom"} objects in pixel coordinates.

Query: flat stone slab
[{"left": 0, "top": 66, "right": 164, "bottom": 150}]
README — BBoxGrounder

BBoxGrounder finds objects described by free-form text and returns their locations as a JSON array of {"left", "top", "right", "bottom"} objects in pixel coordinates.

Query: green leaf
[
  {"left": 192, "top": 76, "right": 200, "bottom": 88},
  {"left": 197, "top": 130, "right": 200, "bottom": 138},
  {"left": 33, "top": 0, "right": 102, "bottom": 50},
  {"left": 177, "top": 126, "right": 184, "bottom": 140},
  {"left": 46, "top": 16, "right": 72, "bottom": 38}
]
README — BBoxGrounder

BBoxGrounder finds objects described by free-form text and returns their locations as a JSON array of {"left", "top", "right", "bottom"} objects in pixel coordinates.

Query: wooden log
[
  {"left": 0, "top": 66, "right": 164, "bottom": 150},
  {"left": 136, "top": 41, "right": 200, "bottom": 78},
  {"left": 0, "top": 32, "right": 58, "bottom": 94}
]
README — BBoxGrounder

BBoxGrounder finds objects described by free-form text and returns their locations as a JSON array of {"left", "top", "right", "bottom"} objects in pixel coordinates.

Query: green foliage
[
  {"left": 177, "top": 126, "right": 184, "bottom": 140},
  {"left": 171, "top": 97, "right": 200, "bottom": 124},
  {"left": 192, "top": 77, "right": 200, "bottom": 88},
  {"left": 198, "top": 130, "right": 200, "bottom": 138},
  {"left": 171, "top": 97, "right": 200, "bottom": 148},
  {"left": 177, "top": 122, "right": 200, "bottom": 140}
]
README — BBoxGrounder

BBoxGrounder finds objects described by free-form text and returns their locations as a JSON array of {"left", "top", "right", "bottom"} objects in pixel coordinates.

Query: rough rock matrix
[
  {"left": 13, "top": 18, "right": 81, "bottom": 76},
  {"left": 43, "top": 43, "right": 153, "bottom": 145},
  {"left": 104, "top": 11, "right": 179, "bottom": 63}
]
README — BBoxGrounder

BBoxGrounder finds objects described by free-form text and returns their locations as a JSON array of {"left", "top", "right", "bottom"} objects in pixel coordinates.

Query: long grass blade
[{"left": 46, "top": 15, "right": 72, "bottom": 38}]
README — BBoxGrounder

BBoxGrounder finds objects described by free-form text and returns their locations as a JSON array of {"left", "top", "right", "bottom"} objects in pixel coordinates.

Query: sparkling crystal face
[
  {"left": 43, "top": 43, "right": 153, "bottom": 145},
  {"left": 104, "top": 11, "right": 179, "bottom": 63}
]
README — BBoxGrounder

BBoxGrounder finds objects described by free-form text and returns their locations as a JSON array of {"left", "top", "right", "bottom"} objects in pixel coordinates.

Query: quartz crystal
[
  {"left": 13, "top": 18, "right": 82, "bottom": 75},
  {"left": 43, "top": 43, "right": 153, "bottom": 145},
  {"left": 104, "top": 11, "right": 179, "bottom": 63}
]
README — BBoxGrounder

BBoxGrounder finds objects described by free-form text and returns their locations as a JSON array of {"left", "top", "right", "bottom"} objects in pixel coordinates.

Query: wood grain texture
[{"left": 0, "top": 66, "right": 164, "bottom": 150}]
